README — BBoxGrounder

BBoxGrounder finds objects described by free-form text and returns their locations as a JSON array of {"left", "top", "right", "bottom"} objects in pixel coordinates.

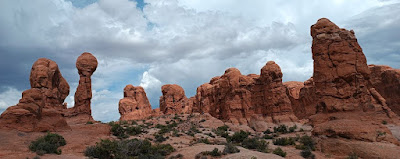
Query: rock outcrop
[
  {"left": 194, "top": 61, "right": 298, "bottom": 126},
  {"left": 160, "top": 84, "right": 192, "bottom": 114},
  {"left": 0, "top": 58, "right": 70, "bottom": 132},
  {"left": 119, "top": 85, "right": 153, "bottom": 121},
  {"left": 66, "top": 52, "right": 98, "bottom": 124},
  {"left": 369, "top": 64, "right": 400, "bottom": 116},
  {"left": 308, "top": 18, "right": 399, "bottom": 158}
]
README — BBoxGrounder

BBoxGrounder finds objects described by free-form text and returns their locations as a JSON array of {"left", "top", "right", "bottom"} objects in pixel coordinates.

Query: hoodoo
[
  {"left": 0, "top": 58, "right": 70, "bottom": 132},
  {"left": 66, "top": 52, "right": 98, "bottom": 124},
  {"left": 119, "top": 85, "right": 153, "bottom": 121}
]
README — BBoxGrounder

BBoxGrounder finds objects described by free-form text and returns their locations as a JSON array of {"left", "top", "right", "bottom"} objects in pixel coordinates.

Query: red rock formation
[
  {"left": 0, "top": 58, "right": 70, "bottom": 132},
  {"left": 160, "top": 84, "right": 192, "bottom": 114},
  {"left": 308, "top": 18, "right": 399, "bottom": 158},
  {"left": 66, "top": 52, "right": 98, "bottom": 123},
  {"left": 194, "top": 62, "right": 298, "bottom": 126},
  {"left": 119, "top": 85, "right": 153, "bottom": 121},
  {"left": 369, "top": 64, "right": 400, "bottom": 116}
]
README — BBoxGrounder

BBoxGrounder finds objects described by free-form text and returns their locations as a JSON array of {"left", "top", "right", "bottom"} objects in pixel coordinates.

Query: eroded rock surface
[
  {"left": 160, "top": 84, "right": 192, "bottom": 114},
  {"left": 194, "top": 62, "right": 298, "bottom": 126},
  {"left": 0, "top": 58, "right": 70, "bottom": 132},
  {"left": 308, "top": 18, "right": 399, "bottom": 158},
  {"left": 119, "top": 85, "right": 153, "bottom": 121},
  {"left": 66, "top": 52, "right": 98, "bottom": 123},
  {"left": 369, "top": 64, "right": 400, "bottom": 116}
]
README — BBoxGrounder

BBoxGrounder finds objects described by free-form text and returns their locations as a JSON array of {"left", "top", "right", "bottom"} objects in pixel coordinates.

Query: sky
[{"left": 0, "top": 0, "right": 399, "bottom": 122}]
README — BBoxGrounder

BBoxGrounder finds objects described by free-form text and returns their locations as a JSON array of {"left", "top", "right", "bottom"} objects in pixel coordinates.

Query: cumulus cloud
[
  {"left": 0, "top": 0, "right": 398, "bottom": 122},
  {"left": 0, "top": 87, "right": 22, "bottom": 112}
]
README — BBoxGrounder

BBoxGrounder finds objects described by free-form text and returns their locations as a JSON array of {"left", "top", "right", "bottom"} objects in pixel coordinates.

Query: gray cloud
[{"left": 0, "top": 0, "right": 398, "bottom": 122}]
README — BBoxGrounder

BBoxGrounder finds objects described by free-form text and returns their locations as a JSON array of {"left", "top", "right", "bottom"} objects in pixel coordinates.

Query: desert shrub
[
  {"left": 264, "top": 134, "right": 274, "bottom": 139},
  {"left": 29, "top": 132, "right": 66, "bottom": 155},
  {"left": 190, "top": 125, "right": 201, "bottom": 133},
  {"left": 131, "top": 120, "right": 138, "bottom": 125},
  {"left": 126, "top": 126, "right": 143, "bottom": 136},
  {"left": 120, "top": 120, "right": 128, "bottom": 125},
  {"left": 84, "top": 139, "right": 174, "bottom": 159},
  {"left": 213, "top": 125, "right": 229, "bottom": 138},
  {"left": 300, "top": 148, "right": 315, "bottom": 159},
  {"left": 200, "top": 119, "right": 206, "bottom": 122},
  {"left": 223, "top": 143, "right": 240, "bottom": 154},
  {"left": 155, "top": 134, "right": 167, "bottom": 143},
  {"left": 172, "top": 129, "right": 181, "bottom": 137},
  {"left": 274, "top": 125, "right": 288, "bottom": 134},
  {"left": 273, "top": 147, "right": 287, "bottom": 157},
  {"left": 300, "top": 128, "right": 304, "bottom": 132},
  {"left": 264, "top": 129, "right": 272, "bottom": 134},
  {"left": 273, "top": 137, "right": 296, "bottom": 146},
  {"left": 205, "top": 132, "right": 215, "bottom": 138},
  {"left": 382, "top": 120, "right": 387, "bottom": 125},
  {"left": 289, "top": 125, "right": 297, "bottom": 132},
  {"left": 186, "top": 131, "right": 195, "bottom": 137},
  {"left": 347, "top": 152, "right": 358, "bottom": 159},
  {"left": 111, "top": 124, "right": 128, "bottom": 139},
  {"left": 86, "top": 121, "right": 94, "bottom": 124},
  {"left": 241, "top": 138, "right": 268, "bottom": 152},
  {"left": 226, "top": 130, "right": 250, "bottom": 143},
  {"left": 198, "top": 138, "right": 211, "bottom": 144},
  {"left": 298, "top": 135, "right": 315, "bottom": 150},
  {"left": 200, "top": 148, "right": 222, "bottom": 157}
]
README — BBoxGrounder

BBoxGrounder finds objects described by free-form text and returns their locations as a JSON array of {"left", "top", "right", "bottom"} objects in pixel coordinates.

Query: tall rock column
[
  {"left": 67, "top": 52, "right": 98, "bottom": 123},
  {"left": 159, "top": 84, "right": 191, "bottom": 114},
  {"left": 119, "top": 85, "right": 153, "bottom": 121}
]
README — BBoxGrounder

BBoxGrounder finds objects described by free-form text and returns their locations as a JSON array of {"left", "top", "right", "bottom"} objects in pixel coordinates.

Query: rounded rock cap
[{"left": 76, "top": 52, "right": 98, "bottom": 77}]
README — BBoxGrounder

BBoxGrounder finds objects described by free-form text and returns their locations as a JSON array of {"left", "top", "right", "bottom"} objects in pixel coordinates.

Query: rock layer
[
  {"left": 66, "top": 53, "right": 98, "bottom": 123},
  {"left": 0, "top": 58, "right": 70, "bottom": 132},
  {"left": 119, "top": 85, "right": 153, "bottom": 121}
]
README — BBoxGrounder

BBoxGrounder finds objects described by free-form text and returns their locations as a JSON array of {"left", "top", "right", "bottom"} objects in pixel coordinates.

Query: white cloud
[{"left": 0, "top": 87, "right": 22, "bottom": 112}]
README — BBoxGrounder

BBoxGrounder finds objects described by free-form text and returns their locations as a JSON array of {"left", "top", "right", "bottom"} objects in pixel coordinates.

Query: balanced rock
[
  {"left": 119, "top": 85, "right": 153, "bottom": 121},
  {"left": 66, "top": 52, "right": 98, "bottom": 123},
  {"left": 308, "top": 18, "right": 399, "bottom": 158},
  {"left": 369, "top": 64, "right": 400, "bottom": 116},
  {"left": 0, "top": 58, "right": 70, "bottom": 132},
  {"left": 160, "top": 84, "right": 191, "bottom": 114}
]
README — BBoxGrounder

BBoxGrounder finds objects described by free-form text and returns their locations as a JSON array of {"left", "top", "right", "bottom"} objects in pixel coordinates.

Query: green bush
[
  {"left": 264, "top": 129, "right": 272, "bottom": 134},
  {"left": 382, "top": 120, "right": 387, "bottom": 125},
  {"left": 298, "top": 135, "right": 315, "bottom": 150},
  {"left": 241, "top": 138, "right": 268, "bottom": 152},
  {"left": 300, "top": 148, "right": 315, "bottom": 159},
  {"left": 126, "top": 126, "right": 143, "bottom": 136},
  {"left": 86, "top": 121, "right": 94, "bottom": 124},
  {"left": 214, "top": 125, "right": 229, "bottom": 138},
  {"left": 274, "top": 125, "right": 288, "bottom": 134},
  {"left": 273, "top": 147, "right": 287, "bottom": 157},
  {"left": 84, "top": 139, "right": 174, "bottom": 159},
  {"left": 227, "top": 130, "right": 250, "bottom": 143},
  {"left": 111, "top": 124, "right": 128, "bottom": 139},
  {"left": 155, "top": 134, "right": 167, "bottom": 143},
  {"left": 264, "top": 134, "right": 274, "bottom": 139},
  {"left": 200, "top": 148, "right": 222, "bottom": 157},
  {"left": 273, "top": 137, "right": 296, "bottom": 146},
  {"left": 169, "top": 153, "right": 184, "bottom": 159},
  {"left": 198, "top": 138, "right": 211, "bottom": 144},
  {"left": 223, "top": 143, "right": 240, "bottom": 154},
  {"left": 289, "top": 125, "right": 297, "bottom": 133},
  {"left": 29, "top": 132, "right": 66, "bottom": 155}
]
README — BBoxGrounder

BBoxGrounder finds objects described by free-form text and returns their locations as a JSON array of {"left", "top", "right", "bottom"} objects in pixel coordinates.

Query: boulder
[{"left": 0, "top": 58, "right": 70, "bottom": 132}]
